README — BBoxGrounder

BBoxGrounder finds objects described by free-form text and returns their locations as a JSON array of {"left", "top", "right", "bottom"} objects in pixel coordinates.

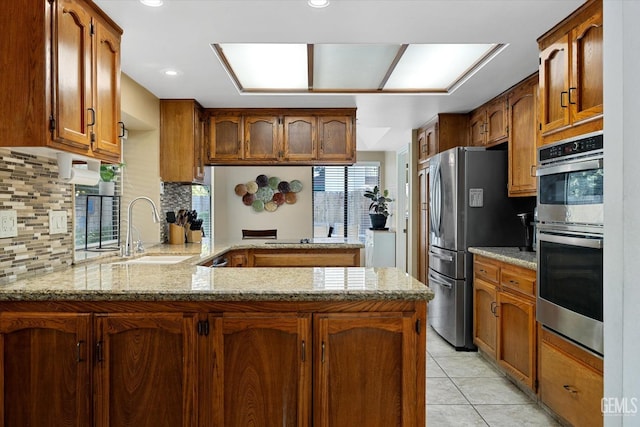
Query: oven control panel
[{"left": 540, "top": 133, "right": 603, "bottom": 162}]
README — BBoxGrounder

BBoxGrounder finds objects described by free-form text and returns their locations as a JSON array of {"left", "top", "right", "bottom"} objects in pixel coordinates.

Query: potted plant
[
  {"left": 364, "top": 186, "right": 392, "bottom": 230},
  {"left": 99, "top": 163, "right": 122, "bottom": 196}
]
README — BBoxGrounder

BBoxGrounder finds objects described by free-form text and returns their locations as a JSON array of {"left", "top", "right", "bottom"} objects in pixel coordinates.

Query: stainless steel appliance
[
  {"left": 536, "top": 131, "right": 604, "bottom": 356},
  {"left": 427, "top": 147, "right": 524, "bottom": 350}
]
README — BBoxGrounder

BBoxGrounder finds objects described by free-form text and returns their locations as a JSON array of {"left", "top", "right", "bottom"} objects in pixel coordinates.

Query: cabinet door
[
  {"left": 424, "top": 123, "right": 437, "bottom": 158},
  {"left": 539, "top": 34, "right": 570, "bottom": 137},
  {"left": 570, "top": 9, "right": 603, "bottom": 126},
  {"left": 209, "top": 313, "right": 311, "bottom": 427},
  {"left": 317, "top": 116, "right": 354, "bottom": 162},
  {"left": 52, "top": 0, "right": 93, "bottom": 150},
  {"left": 485, "top": 97, "right": 508, "bottom": 145},
  {"left": 208, "top": 115, "right": 243, "bottom": 161},
  {"left": 469, "top": 110, "right": 486, "bottom": 147},
  {"left": 160, "top": 100, "right": 202, "bottom": 182},
  {"left": 496, "top": 291, "right": 536, "bottom": 390},
  {"left": 0, "top": 312, "right": 91, "bottom": 427},
  {"left": 244, "top": 116, "right": 280, "bottom": 160},
  {"left": 94, "top": 313, "right": 197, "bottom": 427},
  {"left": 417, "top": 128, "right": 427, "bottom": 163},
  {"left": 283, "top": 116, "right": 316, "bottom": 161},
  {"left": 472, "top": 278, "right": 497, "bottom": 358},
  {"left": 314, "top": 312, "right": 418, "bottom": 427},
  {"left": 92, "top": 15, "right": 122, "bottom": 160},
  {"left": 508, "top": 79, "right": 538, "bottom": 196}
]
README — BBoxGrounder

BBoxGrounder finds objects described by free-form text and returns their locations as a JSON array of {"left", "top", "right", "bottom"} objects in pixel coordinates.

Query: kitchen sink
[{"left": 112, "top": 255, "right": 193, "bottom": 265}]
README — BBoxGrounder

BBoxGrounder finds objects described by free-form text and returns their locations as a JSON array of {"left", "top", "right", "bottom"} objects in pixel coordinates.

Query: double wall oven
[{"left": 536, "top": 131, "right": 604, "bottom": 356}]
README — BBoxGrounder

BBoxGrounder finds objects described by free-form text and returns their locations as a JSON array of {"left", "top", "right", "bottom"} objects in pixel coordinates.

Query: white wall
[
  {"left": 213, "top": 166, "right": 313, "bottom": 242},
  {"left": 603, "top": 1, "right": 640, "bottom": 425}
]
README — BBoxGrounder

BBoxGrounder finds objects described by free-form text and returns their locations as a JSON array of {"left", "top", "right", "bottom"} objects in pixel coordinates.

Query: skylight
[{"left": 212, "top": 43, "right": 505, "bottom": 94}]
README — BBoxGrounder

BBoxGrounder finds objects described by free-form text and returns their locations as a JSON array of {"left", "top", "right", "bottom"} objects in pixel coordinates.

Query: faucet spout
[{"left": 124, "top": 196, "right": 161, "bottom": 257}]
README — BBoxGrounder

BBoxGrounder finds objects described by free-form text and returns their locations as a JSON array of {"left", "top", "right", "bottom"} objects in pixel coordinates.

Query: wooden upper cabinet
[
  {"left": 418, "top": 113, "right": 469, "bottom": 159},
  {"left": 244, "top": 116, "right": 280, "bottom": 160},
  {"left": 94, "top": 313, "right": 198, "bottom": 427},
  {"left": 207, "top": 109, "right": 355, "bottom": 165},
  {"left": 52, "top": 0, "right": 94, "bottom": 151},
  {"left": 0, "top": 312, "right": 92, "bottom": 427},
  {"left": 92, "top": 13, "right": 122, "bottom": 159},
  {"left": 508, "top": 75, "right": 538, "bottom": 197},
  {"left": 0, "top": 0, "right": 121, "bottom": 162},
  {"left": 160, "top": 99, "right": 205, "bottom": 183},
  {"left": 209, "top": 313, "right": 312, "bottom": 427},
  {"left": 538, "top": 0, "right": 602, "bottom": 145},
  {"left": 284, "top": 116, "right": 316, "bottom": 161},
  {"left": 313, "top": 312, "right": 420, "bottom": 427},
  {"left": 416, "top": 128, "right": 428, "bottom": 164},
  {"left": 209, "top": 114, "right": 243, "bottom": 161},
  {"left": 317, "top": 115, "right": 355, "bottom": 163},
  {"left": 469, "top": 96, "right": 508, "bottom": 147}
]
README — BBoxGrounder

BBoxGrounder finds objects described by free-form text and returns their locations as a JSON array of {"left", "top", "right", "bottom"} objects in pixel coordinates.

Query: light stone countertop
[
  {"left": 1, "top": 239, "right": 432, "bottom": 302},
  {"left": 468, "top": 247, "right": 537, "bottom": 270}
]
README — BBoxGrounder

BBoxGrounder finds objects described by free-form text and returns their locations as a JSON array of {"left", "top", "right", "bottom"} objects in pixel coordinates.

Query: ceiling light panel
[
  {"left": 313, "top": 44, "right": 401, "bottom": 90},
  {"left": 384, "top": 43, "right": 497, "bottom": 90},
  {"left": 218, "top": 43, "right": 308, "bottom": 90}
]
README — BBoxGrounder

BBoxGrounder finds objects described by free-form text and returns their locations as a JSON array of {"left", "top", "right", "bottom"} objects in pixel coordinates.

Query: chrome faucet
[{"left": 124, "top": 196, "right": 161, "bottom": 257}]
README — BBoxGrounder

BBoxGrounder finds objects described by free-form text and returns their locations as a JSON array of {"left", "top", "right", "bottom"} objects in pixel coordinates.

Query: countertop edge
[{"left": 468, "top": 247, "right": 537, "bottom": 270}]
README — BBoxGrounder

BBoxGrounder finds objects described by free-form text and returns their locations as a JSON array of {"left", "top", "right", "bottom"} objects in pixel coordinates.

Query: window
[
  {"left": 74, "top": 185, "right": 121, "bottom": 252},
  {"left": 312, "top": 164, "right": 380, "bottom": 242}
]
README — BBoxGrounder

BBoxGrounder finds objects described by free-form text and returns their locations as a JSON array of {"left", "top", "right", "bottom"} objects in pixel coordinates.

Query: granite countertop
[
  {"left": 0, "top": 239, "right": 432, "bottom": 303},
  {"left": 468, "top": 247, "right": 537, "bottom": 270}
]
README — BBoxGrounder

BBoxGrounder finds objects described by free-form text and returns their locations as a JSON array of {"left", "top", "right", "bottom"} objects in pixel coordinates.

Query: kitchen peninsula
[{"left": 0, "top": 242, "right": 432, "bottom": 427}]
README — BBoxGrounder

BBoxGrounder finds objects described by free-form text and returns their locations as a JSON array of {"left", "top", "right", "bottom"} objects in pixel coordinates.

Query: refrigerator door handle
[
  {"left": 429, "top": 251, "right": 454, "bottom": 262},
  {"left": 430, "top": 163, "right": 442, "bottom": 238},
  {"left": 428, "top": 271, "right": 453, "bottom": 289}
]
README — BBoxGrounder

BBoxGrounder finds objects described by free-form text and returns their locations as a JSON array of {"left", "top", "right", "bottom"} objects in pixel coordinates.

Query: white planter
[{"left": 99, "top": 181, "right": 115, "bottom": 196}]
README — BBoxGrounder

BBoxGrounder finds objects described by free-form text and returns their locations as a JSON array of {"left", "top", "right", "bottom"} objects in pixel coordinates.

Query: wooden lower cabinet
[
  {"left": 0, "top": 312, "right": 92, "bottom": 427},
  {"left": 0, "top": 300, "right": 425, "bottom": 427},
  {"left": 93, "top": 313, "right": 198, "bottom": 427},
  {"left": 249, "top": 248, "right": 360, "bottom": 267},
  {"left": 539, "top": 327, "right": 603, "bottom": 427},
  {"left": 314, "top": 312, "right": 420, "bottom": 427},
  {"left": 472, "top": 255, "right": 537, "bottom": 390}
]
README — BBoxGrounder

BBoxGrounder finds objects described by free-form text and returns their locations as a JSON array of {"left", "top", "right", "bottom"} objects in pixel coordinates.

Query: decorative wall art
[{"left": 234, "top": 174, "right": 303, "bottom": 213}]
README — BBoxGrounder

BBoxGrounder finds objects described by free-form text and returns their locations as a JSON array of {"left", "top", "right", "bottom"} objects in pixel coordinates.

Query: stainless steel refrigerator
[{"left": 427, "top": 147, "right": 523, "bottom": 350}]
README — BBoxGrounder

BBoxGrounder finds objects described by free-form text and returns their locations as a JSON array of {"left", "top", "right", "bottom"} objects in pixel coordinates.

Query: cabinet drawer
[
  {"left": 500, "top": 268, "right": 535, "bottom": 297},
  {"left": 539, "top": 341, "right": 603, "bottom": 427},
  {"left": 474, "top": 258, "right": 499, "bottom": 284}
]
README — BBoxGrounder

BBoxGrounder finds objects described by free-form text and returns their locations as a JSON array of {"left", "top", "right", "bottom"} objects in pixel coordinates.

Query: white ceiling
[{"left": 95, "top": 0, "right": 583, "bottom": 151}]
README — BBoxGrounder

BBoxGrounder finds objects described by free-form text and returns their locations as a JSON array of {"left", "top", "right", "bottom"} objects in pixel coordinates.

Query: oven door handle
[
  {"left": 539, "top": 232, "right": 603, "bottom": 249},
  {"left": 536, "top": 158, "right": 602, "bottom": 177}
]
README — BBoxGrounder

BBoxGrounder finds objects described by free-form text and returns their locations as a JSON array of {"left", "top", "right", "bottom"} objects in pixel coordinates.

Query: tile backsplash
[{"left": 0, "top": 149, "right": 74, "bottom": 283}]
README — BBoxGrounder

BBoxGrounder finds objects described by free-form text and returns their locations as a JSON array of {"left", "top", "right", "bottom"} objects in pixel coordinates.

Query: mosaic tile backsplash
[{"left": 0, "top": 149, "right": 74, "bottom": 283}]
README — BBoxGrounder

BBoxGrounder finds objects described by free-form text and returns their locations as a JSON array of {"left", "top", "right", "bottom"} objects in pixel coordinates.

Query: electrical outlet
[
  {"left": 0, "top": 210, "right": 18, "bottom": 238},
  {"left": 49, "top": 210, "right": 68, "bottom": 235}
]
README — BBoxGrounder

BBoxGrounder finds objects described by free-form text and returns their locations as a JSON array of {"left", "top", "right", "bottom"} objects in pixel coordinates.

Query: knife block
[
  {"left": 168, "top": 223, "right": 185, "bottom": 245},
  {"left": 186, "top": 229, "right": 203, "bottom": 243}
]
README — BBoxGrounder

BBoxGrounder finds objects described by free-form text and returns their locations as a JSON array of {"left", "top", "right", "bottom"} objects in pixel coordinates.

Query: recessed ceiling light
[
  {"left": 163, "top": 69, "right": 180, "bottom": 77},
  {"left": 308, "top": 0, "right": 330, "bottom": 8},
  {"left": 140, "top": 0, "right": 163, "bottom": 7}
]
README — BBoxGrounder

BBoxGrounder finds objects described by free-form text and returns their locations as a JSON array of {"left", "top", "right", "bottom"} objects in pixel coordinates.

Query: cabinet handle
[
  {"left": 509, "top": 279, "right": 520, "bottom": 285},
  {"left": 563, "top": 385, "right": 578, "bottom": 394},
  {"left": 301, "top": 340, "right": 306, "bottom": 362},
  {"left": 490, "top": 301, "right": 496, "bottom": 315},
  {"left": 118, "top": 121, "right": 125, "bottom": 138},
  {"left": 96, "top": 341, "right": 104, "bottom": 362},
  {"left": 88, "top": 108, "right": 96, "bottom": 126},
  {"left": 321, "top": 341, "right": 326, "bottom": 363},
  {"left": 76, "top": 340, "right": 85, "bottom": 363},
  {"left": 568, "top": 87, "right": 577, "bottom": 105},
  {"left": 560, "top": 91, "right": 568, "bottom": 108},
  {"left": 530, "top": 165, "right": 536, "bottom": 177},
  {"left": 479, "top": 269, "right": 487, "bottom": 274}
]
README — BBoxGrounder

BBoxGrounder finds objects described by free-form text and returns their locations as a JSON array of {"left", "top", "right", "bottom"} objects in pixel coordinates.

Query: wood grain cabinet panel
[
  {"left": 317, "top": 115, "right": 355, "bottom": 163},
  {"left": 208, "top": 115, "right": 243, "bottom": 161},
  {"left": 468, "top": 97, "right": 508, "bottom": 147},
  {"left": 160, "top": 99, "right": 206, "bottom": 183},
  {"left": 313, "top": 312, "right": 420, "bottom": 427},
  {"left": 0, "top": 0, "right": 122, "bottom": 163},
  {"left": 244, "top": 116, "right": 280, "bottom": 161},
  {"left": 507, "top": 75, "right": 538, "bottom": 197},
  {"left": 283, "top": 116, "right": 316, "bottom": 161},
  {"left": 0, "top": 313, "right": 92, "bottom": 427},
  {"left": 209, "top": 314, "right": 312, "bottom": 427},
  {"left": 472, "top": 255, "right": 537, "bottom": 391},
  {"left": 538, "top": 0, "right": 602, "bottom": 145},
  {"left": 94, "top": 313, "right": 198, "bottom": 427}
]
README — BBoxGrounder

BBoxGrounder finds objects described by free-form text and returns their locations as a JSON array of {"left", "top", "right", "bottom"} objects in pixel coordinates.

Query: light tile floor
[{"left": 427, "top": 326, "right": 560, "bottom": 426}]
